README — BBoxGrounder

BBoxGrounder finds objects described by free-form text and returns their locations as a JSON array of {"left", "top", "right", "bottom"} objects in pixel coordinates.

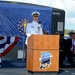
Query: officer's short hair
[{"left": 31, "top": 11, "right": 40, "bottom": 17}]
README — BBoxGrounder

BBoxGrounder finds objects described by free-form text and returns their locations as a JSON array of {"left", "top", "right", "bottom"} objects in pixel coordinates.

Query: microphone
[
  {"left": 36, "top": 21, "right": 42, "bottom": 34},
  {"left": 38, "top": 21, "right": 42, "bottom": 31},
  {"left": 39, "top": 21, "right": 42, "bottom": 28},
  {"left": 39, "top": 21, "right": 41, "bottom": 24}
]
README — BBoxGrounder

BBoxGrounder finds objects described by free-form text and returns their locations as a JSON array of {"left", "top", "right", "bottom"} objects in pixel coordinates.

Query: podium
[{"left": 26, "top": 34, "right": 59, "bottom": 72}]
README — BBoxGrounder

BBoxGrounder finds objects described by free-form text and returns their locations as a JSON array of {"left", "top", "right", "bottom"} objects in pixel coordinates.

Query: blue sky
[{"left": 1, "top": 0, "right": 75, "bottom": 30}]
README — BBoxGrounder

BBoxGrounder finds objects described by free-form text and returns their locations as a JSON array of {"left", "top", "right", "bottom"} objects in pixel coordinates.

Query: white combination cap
[{"left": 31, "top": 11, "right": 40, "bottom": 16}]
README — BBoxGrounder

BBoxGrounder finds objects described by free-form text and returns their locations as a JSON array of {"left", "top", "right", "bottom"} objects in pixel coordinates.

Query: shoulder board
[{"left": 27, "top": 22, "right": 32, "bottom": 24}]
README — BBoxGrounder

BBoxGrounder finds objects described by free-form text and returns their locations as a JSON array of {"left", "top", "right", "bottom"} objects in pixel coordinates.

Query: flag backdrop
[{"left": 0, "top": 2, "right": 52, "bottom": 36}]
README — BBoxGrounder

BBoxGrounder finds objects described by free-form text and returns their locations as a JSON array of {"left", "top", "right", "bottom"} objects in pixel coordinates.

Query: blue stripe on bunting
[
  {"left": 0, "top": 43, "right": 6, "bottom": 48},
  {"left": 6, "top": 36, "right": 11, "bottom": 44}
]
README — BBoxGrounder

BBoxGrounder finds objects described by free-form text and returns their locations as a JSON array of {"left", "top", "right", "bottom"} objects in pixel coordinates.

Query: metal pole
[{"left": 22, "top": 36, "right": 25, "bottom": 61}]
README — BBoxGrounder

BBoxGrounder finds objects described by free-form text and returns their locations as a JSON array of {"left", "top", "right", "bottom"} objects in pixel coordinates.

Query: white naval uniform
[{"left": 26, "top": 21, "right": 43, "bottom": 44}]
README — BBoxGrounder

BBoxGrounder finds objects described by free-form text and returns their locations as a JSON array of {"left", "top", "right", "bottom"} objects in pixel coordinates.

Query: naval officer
[{"left": 26, "top": 11, "right": 43, "bottom": 44}]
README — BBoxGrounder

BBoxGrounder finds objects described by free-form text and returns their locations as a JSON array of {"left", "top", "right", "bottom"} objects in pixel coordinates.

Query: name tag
[{"left": 31, "top": 26, "right": 34, "bottom": 28}]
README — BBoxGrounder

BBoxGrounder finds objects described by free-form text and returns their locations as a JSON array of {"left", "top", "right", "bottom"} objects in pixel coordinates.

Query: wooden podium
[{"left": 26, "top": 34, "right": 59, "bottom": 72}]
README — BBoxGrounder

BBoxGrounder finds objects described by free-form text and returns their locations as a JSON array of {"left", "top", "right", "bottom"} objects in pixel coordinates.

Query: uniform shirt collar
[{"left": 32, "top": 21, "right": 38, "bottom": 24}]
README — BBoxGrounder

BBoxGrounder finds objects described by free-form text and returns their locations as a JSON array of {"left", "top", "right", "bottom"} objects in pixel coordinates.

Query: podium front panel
[{"left": 26, "top": 49, "right": 59, "bottom": 72}]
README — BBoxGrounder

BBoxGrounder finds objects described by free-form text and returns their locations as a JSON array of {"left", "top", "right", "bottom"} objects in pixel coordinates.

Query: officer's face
[{"left": 33, "top": 16, "right": 38, "bottom": 22}]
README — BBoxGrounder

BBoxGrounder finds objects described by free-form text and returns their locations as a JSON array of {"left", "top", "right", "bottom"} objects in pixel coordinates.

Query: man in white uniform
[
  {"left": 25, "top": 11, "right": 43, "bottom": 60},
  {"left": 26, "top": 11, "right": 43, "bottom": 44}
]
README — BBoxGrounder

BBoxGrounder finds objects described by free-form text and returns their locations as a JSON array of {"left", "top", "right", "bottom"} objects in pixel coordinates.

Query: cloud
[
  {"left": 3, "top": 0, "right": 64, "bottom": 9},
  {"left": 61, "top": 0, "right": 75, "bottom": 11},
  {"left": 65, "top": 18, "right": 75, "bottom": 29},
  {"left": 61, "top": 0, "right": 75, "bottom": 18},
  {"left": 32, "top": 0, "right": 64, "bottom": 9},
  {"left": 49, "top": 0, "right": 64, "bottom": 9},
  {"left": 1, "top": 0, "right": 33, "bottom": 3}
]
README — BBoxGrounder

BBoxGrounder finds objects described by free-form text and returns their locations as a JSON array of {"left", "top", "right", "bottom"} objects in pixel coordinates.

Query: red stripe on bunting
[{"left": 0, "top": 37, "right": 19, "bottom": 57}]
